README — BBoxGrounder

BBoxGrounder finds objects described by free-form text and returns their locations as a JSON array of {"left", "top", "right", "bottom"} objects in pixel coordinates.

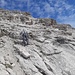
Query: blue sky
[{"left": 0, "top": 0, "right": 75, "bottom": 27}]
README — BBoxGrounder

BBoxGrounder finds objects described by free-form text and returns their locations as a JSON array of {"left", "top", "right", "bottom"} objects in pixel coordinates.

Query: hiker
[{"left": 20, "top": 30, "right": 29, "bottom": 46}]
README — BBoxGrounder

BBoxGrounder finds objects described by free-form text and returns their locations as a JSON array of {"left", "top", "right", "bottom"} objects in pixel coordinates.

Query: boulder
[
  {"left": 14, "top": 45, "right": 31, "bottom": 59},
  {"left": 55, "top": 37, "right": 68, "bottom": 44},
  {"left": 34, "top": 37, "right": 45, "bottom": 43},
  {"left": 26, "top": 19, "right": 33, "bottom": 25}
]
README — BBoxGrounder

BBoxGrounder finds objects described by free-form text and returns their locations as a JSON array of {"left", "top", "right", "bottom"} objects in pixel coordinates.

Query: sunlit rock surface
[{"left": 0, "top": 9, "right": 75, "bottom": 75}]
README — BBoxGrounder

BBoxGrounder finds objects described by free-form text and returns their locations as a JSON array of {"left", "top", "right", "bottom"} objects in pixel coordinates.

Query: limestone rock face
[
  {"left": 52, "top": 24, "right": 72, "bottom": 31},
  {"left": 38, "top": 18, "right": 57, "bottom": 25},
  {"left": 0, "top": 9, "right": 32, "bottom": 24},
  {"left": 0, "top": 9, "right": 75, "bottom": 75}
]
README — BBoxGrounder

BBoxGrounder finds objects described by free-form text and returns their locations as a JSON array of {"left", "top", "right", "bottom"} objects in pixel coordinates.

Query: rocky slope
[{"left": 0, "top": 9, "right": 75, "bottom": 75}]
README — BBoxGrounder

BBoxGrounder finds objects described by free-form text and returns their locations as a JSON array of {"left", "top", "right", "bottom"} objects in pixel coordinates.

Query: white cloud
[
  {"left": 0, "top": 0, "right": 7, "bottom": 7},
  {"left": 51, "top": 0, "right": 75, "bottom": 27},
  {"left": 43, "top": 2, "right": 55, "bottom": 14},
  {"left": 57, "top": 14, "right": 75, "bottom": 27}
]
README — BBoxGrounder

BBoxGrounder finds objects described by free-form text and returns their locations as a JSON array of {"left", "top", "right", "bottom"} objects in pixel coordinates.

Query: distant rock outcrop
[
  {"left": 38, "top": 18, "right": 57, "bottom": 25},
  {"left": 0, "top": 9, "right": 32, "bottom": 24},
  {"left": 52, "top": 24, "right": 72, "bottom": 31}
]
